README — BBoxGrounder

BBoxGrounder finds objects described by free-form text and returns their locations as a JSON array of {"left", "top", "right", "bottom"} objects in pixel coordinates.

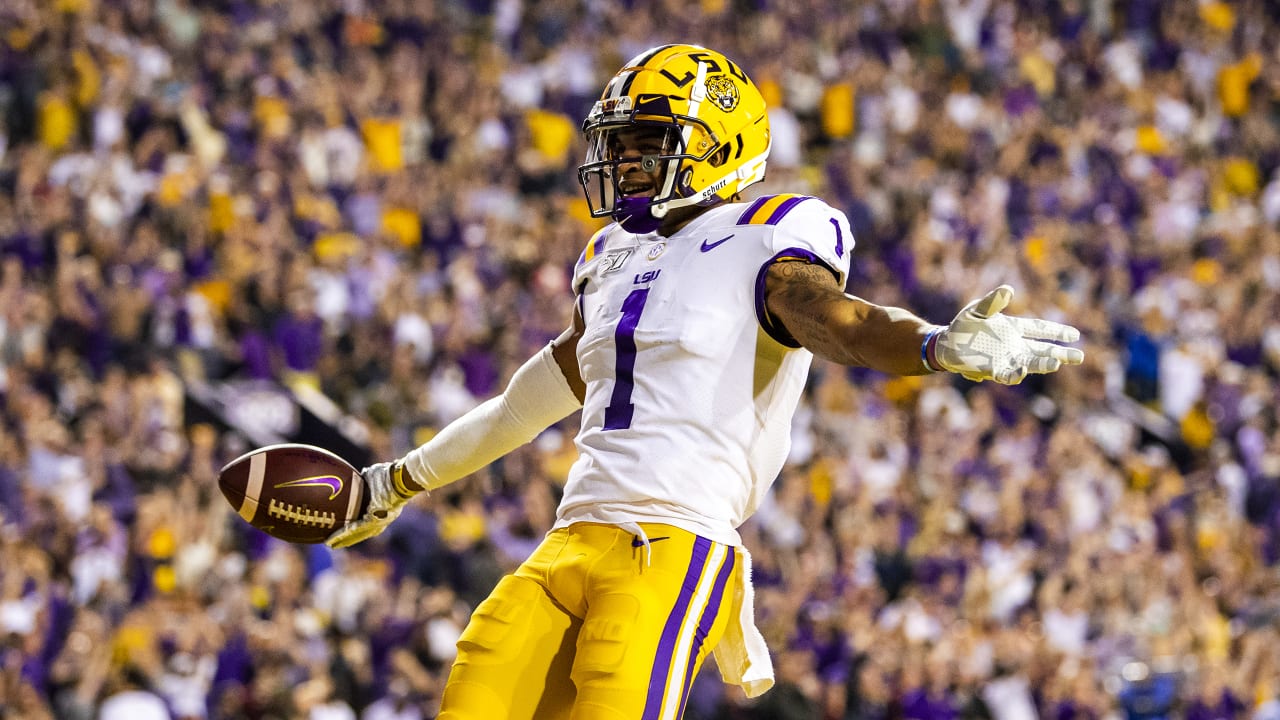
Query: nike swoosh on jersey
[
  {"left": 699, "top": 235, "right": 734, "bottom": 252},
  {"left": 632, "top": 536, "right": 671, "bottom": 547}
]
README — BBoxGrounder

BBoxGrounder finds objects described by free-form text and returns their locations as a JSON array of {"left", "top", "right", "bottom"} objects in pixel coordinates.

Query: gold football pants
[{"left": 437, "top": 522, "right": 741, "bottom": 720}]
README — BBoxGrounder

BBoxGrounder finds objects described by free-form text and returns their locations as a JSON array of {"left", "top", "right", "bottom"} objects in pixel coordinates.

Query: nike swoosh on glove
[
  {"left": 932, "top": 285, "right": 1085, "bottom": 385},
  {"left": 326, "top": 461, "right": 418, "bottom": 548}
]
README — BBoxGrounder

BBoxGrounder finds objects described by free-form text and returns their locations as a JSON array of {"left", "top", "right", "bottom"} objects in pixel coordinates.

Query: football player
[{"left": 329, "top": 44, "right": 1084, "bottom": 719}]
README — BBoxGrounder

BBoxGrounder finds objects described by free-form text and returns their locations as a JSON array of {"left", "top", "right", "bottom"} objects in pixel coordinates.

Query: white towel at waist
[{"left": 711, "top": 544, "right": 774, "bottom": 697}]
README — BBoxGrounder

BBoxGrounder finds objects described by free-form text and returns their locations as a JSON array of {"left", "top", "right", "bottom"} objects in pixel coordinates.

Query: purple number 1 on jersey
[{"left": 603, "top": 288, "right": 649, "bottom": 430}]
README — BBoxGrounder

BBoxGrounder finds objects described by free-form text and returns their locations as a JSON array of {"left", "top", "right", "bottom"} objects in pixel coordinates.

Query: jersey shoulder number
[{"left": 735, "top": 193, "right": 853, "bottom": 277}]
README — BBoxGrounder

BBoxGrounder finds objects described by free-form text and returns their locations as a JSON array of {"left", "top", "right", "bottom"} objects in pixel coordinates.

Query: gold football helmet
[{"left": 578, "top": 44, "right": 772, "bottom": 232}]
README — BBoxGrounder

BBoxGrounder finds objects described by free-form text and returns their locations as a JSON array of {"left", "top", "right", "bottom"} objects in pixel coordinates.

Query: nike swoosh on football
[
  {"left": 631, "top": 536, "right": 671, "bottom": 547},
  {"left": 274, "top": 475, "right": 343, "bottom": 500},
  {"left": 700, "top": 234, "right": 734, "bottom": 252}
]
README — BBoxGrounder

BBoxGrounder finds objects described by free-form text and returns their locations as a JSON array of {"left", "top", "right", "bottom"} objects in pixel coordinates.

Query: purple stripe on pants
[
  {"left": 642, "top": 536, "right": 712, "bottom": 720},
  {"left": 674, "top": 547, "right": 735, "bottom": 719}
]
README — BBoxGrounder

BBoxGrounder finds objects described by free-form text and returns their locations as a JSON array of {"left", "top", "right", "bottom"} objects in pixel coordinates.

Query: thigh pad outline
[
  {"left": 455, "top": 575, "right": 545, "bottom": 667},
  {"left": 572, "top": 592, "right": 641, "bottom": 681}
]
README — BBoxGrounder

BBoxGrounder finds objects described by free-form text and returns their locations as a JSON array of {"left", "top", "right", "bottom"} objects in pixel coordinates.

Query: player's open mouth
[{"left": 620, "top": 183, "right": 654, "bottom": 197}]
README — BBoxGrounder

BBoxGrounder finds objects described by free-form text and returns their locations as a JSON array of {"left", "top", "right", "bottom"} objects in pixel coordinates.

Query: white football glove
[
  {"left": 928, "top": 285, "right": 1084, "bottom": 385},
  {"left": 326, "top": 461, "right": 419, "bottom": 549}
]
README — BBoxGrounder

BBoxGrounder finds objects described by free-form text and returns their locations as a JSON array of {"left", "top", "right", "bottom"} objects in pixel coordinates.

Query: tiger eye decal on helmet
[{"left": 578, "top": 44, "right": 771, "bottom": 231}]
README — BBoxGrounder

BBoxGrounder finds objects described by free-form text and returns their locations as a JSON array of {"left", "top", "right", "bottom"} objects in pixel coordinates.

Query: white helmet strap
[
  {"left": 651, "top": 59, "right": 709, "bottom": 219},
  {"left": 647, "top": 146, "right": 771, "bottom": 214}
]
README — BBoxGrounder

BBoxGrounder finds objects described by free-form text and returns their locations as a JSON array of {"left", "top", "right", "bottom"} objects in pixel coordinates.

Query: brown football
[{"left": 218, "top": 443, "right": 367, "bottom": 544}]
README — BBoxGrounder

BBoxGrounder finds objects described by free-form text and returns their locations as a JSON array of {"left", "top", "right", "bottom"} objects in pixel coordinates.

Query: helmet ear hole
[{"left": 707, "top": 144, "right": 731, "bottom": 168}]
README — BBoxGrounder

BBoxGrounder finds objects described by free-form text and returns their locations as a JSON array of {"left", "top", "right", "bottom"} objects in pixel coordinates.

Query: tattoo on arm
[
  {"left": 764, "top": 260, "right": 866, "bottom": 364},
  {"left": 765, "top": 259, "right": 931, "bottom": 373}
]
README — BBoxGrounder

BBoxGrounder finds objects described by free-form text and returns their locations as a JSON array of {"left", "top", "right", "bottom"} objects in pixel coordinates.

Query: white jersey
[{"left": 556, "top": 194, "right": 854, "bottom": 545}]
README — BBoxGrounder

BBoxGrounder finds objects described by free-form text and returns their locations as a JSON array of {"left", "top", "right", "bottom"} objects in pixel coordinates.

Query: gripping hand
[
  {"left": 927, "top": 285, "right": 1084, "bottom": 385},
  {"left": 326, "top": 461, "right": 419, "bottom": 549}
]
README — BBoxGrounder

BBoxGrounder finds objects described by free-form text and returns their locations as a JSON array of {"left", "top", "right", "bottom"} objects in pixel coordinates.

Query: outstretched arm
[
  {"left": 763, "top": 259, "right": 937, "bottom": 374},
  {"left": 763, "top": 259, "right": 1083, "bottom": 382},
  {"left": 400, "top": 318, "right": 585, "bottom": 490},
  {"left": 328, "top": 310, "right": 586, "bottom": 548}
]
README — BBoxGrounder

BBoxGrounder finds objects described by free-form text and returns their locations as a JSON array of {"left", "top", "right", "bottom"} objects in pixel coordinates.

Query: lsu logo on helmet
[{"left": 706, "top": 75, "right": 740, "bottom": 112}]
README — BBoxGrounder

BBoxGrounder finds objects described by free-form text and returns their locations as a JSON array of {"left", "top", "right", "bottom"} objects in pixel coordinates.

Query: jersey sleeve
[
  {"left": 741, "top": 193, "right": 853, "bottom": 283},
  {"left": 740, "top": 194, "right": 856, "bottom": 347}
]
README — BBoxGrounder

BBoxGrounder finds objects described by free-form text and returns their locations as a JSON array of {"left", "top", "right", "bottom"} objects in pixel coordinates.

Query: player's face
[{"left": 605, "top": 126, "right": 675, "bottom": 200}]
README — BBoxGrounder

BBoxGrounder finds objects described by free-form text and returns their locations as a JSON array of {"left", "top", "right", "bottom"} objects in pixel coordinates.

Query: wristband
[
  {"left": 921, "top": 326, "right": 945, "bottom": 373},
  {"left": 389, "top": 461, "right": 422, "bottom": 499}
]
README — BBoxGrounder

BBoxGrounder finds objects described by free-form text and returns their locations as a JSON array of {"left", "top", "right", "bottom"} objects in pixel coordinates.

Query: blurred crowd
[{"left": 2, "top": 0, "right": 1280, "bottom": 718}]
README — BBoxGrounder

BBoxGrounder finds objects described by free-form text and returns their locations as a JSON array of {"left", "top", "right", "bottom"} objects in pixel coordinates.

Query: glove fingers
[
  {"left": 326, "top": 524, "right": 365, "bottom": 548},
  {"left": 1025, "top": 356, "right": 1062, "bottom": 375},
  {"left": 327, "top": 516, "right": 389, "bottom": 548},
  {"left": 965, "top": 285, "right": 1014, "bottom": 319},
  {"left": 994, "top": 365, "right": 1028, "bottom": 385},
  {"left": 1027, "top": 339, "right": 1085, "bottom": 366},
  {"left": 1009, "top": 316, "right": 1081, "bottom": 343}
]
